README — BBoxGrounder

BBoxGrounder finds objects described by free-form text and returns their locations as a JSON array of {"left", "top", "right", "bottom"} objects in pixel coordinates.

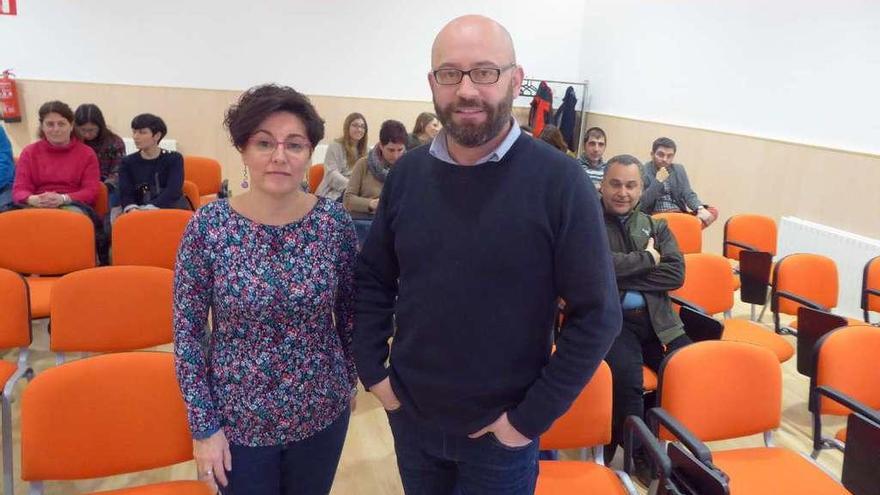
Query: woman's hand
[
  {"left": 193, "top": 429, "right": 232, "bottom": 490},
  {"left": 368, "top": 198, "right": 379, "bottom": 212}
]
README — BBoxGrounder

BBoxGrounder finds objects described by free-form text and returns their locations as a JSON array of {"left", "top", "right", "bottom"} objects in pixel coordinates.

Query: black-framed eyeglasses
[{"left": 432, "top": 63, "right": 516, "bottom": 85}]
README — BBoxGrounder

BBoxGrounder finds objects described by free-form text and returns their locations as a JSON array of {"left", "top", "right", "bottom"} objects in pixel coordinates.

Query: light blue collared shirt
[{"left": 428, "top": 118, "right": 521, "bottom": 166}]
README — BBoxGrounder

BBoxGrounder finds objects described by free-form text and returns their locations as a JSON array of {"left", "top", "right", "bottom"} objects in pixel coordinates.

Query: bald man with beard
[{"left": 353, "top": 15, "right": 621, "bottom": 494}]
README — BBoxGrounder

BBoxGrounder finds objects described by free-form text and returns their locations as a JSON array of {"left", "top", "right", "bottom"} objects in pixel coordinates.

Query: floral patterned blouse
[{"left": 173, "top": 198, "right": 358, "bottom": 447}]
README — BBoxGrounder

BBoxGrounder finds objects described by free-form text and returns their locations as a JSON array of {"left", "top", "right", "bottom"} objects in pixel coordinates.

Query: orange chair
[
  {"left": 183, "top": 155, "right": 227, "bottom": 205},
  {"left": 0, "top": 209, "right": 96, "bottom": 318},
  {"left": 94, "top": 182, "right": 110, "bottom": 217},
  {"left": 810, "top": 325, "right": 880, "bottom": 459},
  {"left": 308, "top": 163, "right": 325, "bottom": 193},
  {"left": 182, "top": 179, "right": 200, "bottom": 210},
  {"left": 50, "top": 266, "right": 174, "bottom": 363},
  {"left": 20, "top": 352, "right": 210, "bottom": 494},
  {"left": 650, "top": 340, "right": 850, "bottom": 495},
  {"left": 722, "top": 214, "right": 777, "bottom": 261},
  {"left": 770, "top": 253, "right": 860, "bottom": 335},
  {"left": 652, "top": 212, "right": 702, "bottom": 254},
  {"left": 672, "top": 253, "right": 794, "bottom": 362},
  {"left": 112, "top": 209, "right": 193, "bottom": 269},
  {"left": 0, "top": 269, "right": 36, "bottom": 495},
  {"left": 862, "top": 255, "right": 880, "bottom": 324}
]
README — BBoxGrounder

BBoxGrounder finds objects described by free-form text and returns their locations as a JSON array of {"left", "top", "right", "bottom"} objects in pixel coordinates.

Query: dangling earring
[{"left": 240, "top": 167, "right": 249, "bottom": 189}]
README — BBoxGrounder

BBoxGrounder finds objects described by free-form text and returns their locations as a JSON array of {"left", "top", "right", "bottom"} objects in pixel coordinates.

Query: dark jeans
[
  {"left": 352, "top": 218, "right": 373, "bottom": 250},
  {"left": 387, "top": 408, "right": 539, "bottom": 495},
  {"left": 604, "top": 309, "right": 691, "bottom": 458},
  {"left": 220, "top": 407, "right": 350, "bottom": 495}
]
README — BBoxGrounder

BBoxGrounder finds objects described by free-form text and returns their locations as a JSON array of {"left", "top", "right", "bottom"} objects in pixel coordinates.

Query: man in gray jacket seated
[{"left": 640, "top": 137, "right": 718, "bottom": 227}]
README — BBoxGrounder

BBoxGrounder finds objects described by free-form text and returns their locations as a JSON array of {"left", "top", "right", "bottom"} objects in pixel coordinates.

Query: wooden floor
[{"left": 2, "top": 299, "right": 846, "bottom": 495}]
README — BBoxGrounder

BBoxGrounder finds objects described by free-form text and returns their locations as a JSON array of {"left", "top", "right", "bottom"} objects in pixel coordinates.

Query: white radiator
[{"left": 777, "top": 217, "right": 880, "bottom": 319}]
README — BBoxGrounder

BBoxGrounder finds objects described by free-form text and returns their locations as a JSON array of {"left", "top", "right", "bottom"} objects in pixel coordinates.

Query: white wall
[
  {"left": 0, "top": 0, "right": 584, "bottom": 101},
  {"left": 581, "top": 0, "right": 880, "bottom": 155}
]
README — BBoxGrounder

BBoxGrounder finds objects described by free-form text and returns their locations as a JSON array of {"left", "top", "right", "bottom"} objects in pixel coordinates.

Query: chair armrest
[
  {"left": 866, "top": 288, "right": 880, "bottom": 297},
  {"left": 670, "top": 295, "right": 708, "bottom": 315},
  {"left": 777, "top": 290, "right": 827, "bottom": 311},
  {"left": 816, "top": 386, "right": 880, "bottom": 423},
  {"left": 724, "top": 239, "right": 759, "bottom": 252},
  {"left": 623, "top": 415, "right": 672, "bottom": 480},
  {"left": 648, "top": 407, "right": 713, "bottom": 464}
]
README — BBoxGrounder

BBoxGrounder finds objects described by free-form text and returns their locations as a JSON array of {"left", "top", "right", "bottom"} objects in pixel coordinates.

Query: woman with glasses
[
  {"left": 174, "top": 83, "right": 358, "bottom": 495},
  {"left": 315, "top": 112, "right": 367, "bottom": 201},
  {"left": 74, "top": 103, "right": 125, "bottom": 202}
]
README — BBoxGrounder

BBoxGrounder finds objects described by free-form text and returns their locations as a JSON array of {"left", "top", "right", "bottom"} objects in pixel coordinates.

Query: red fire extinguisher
[{"left": 0, "top": 70, "right": 22, "bottom": 123}]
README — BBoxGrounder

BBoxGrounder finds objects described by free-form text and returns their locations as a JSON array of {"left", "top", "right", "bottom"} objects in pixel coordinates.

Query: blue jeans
[
  {"left": 219, "top": 407, "right": 350, "bottom": 495},
  {"left": 387, "top": 408, "right": 539, "bottom": 495},
  {"left": 352, "top": 218, "right": 373, "bottom": 249},
  {"left": 0, "top": 185, "right": 11, "bottom": 210}
]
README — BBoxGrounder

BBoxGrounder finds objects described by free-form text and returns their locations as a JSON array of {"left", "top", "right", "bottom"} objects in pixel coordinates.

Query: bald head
[{"left": 431, "top": 15, "right": 516, "bottom": 69}]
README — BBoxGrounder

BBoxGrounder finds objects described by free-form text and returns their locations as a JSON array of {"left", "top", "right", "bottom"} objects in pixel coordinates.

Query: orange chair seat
[
  {"left": 714, "top": 447, "right": 848, "bottom": 495},
  {"left": 25, "top": 276, "right": 59, "bottom": 319},
  {"left": 0, "top": 361, "right": 17, "bottom": 387},
  {"left": 88, "top": 481, "right": 211, "bottom": 495},
  {"left": 835, "top": 427, "right": 847, "bottom": 442},
  {"left": 790, "top": 316, "right": 863, "bottom": 330},
  {"left": 643, "top": 366, "right": 658, "bottom": 391},
  {"left": 536, "top": 461, "right": 627, "bottom": 495},
  {"left": 199, "top": 194, "right": 218, "bottom": 206},
  {"left": 722, "top": 319, "right": 795, "bottom": 362}
]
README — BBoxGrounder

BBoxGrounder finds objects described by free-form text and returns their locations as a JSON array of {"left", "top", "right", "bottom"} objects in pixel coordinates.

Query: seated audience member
[
  {"left": 579, "top": 126, "right": 607, "bottom": 189},
  {"left": 316, "top": 112, "right": 367, "bottom": 201},
  {"left": 118, "top": 113, "right": 189, "bottom": 215},
  {"left": 640, "top": 137, "right": 718, "bottom": 227},
  {"left": 539, "top": 124, "right": 575, "bottom": 157},
  {"left": 344, "top": 119, "right": 406, "bottom": 246},
  {"left": 0, "top": 125, "right": 13, "bottom": 210},
  {"left": 599, "top": 154, "right": 691, "bottom": 461},
  {"left": 12, "top": 100, "right": 100, "bottom": 210},
  {"left": 75, "top": 103, "right": 126, "bottom": 204},
  {"left": 405, "top": 111, "right": 441, "bottom": 150}
]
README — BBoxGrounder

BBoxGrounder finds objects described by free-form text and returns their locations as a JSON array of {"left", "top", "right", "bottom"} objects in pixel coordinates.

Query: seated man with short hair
[
  {"left": 579, "top": 126, "right": 607, "bottom": 189},
  {"left": 640, "top": 137, "right": 718, "bottom": 227},
  {"left": 600, "top": 154, "right": 692, "bottom": 460}
]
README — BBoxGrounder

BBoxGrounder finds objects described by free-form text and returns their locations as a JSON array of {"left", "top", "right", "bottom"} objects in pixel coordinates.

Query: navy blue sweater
[{"left": 353, "top": 135, "right": 621, "bottom": 439}]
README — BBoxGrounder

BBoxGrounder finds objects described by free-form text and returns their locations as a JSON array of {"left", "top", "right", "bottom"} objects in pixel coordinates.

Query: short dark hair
[
  {"left": 131, "top": 113, "right": 168, "bottom": 143},
  {"left": 379, "top": 119, "right": 408, "bottom": 145},
  {"left": 75, "top": 103, "right": 116, "bottom": 143},
  {"left": 37, "top": 100, "right": 74, "bottom": 139},
  {"left": 584, "top": 126, "right": 606, "bottom": 143},
  {"left": 604, "top": 154, "right": 643, "bottom": 182},
  {"left": 651, "top": 137, "right": 677, "bottom": 154},
  {"left": 224, "top": 84, "right": 325, "bottom": 152}
]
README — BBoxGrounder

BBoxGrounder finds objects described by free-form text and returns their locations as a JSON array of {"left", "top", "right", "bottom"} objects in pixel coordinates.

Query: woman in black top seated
[{"left": 118, "top": 113, "right": 191, "bottom": 215}]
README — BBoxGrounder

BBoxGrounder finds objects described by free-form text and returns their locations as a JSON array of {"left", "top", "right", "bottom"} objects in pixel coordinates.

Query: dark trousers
[
  {"left": 220, "top": 408, "right": 350, "bottom": 495},
  {"left": 604, "top": 309, "right": 691, "bottom": 457},
  {"left": 387, "top": 408, "right": 539, "bottom": 495}
]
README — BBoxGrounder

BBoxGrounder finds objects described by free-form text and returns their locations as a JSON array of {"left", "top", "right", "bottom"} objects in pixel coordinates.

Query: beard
[{"left": 434, "top": 82, "right": 514, "bottom": 148}]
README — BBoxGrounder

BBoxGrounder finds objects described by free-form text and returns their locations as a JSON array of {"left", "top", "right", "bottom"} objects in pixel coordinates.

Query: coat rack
[{"left": 518, "top": 78, "right": 590, "bottom": 156}]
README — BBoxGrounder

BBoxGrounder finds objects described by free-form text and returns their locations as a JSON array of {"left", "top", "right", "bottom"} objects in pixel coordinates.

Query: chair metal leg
[
  {"left": 750, "top": 304, "right": 756, "bottom": 321},
  {"left": 2, "top": 394, "right": 12, "bottom": 495}
]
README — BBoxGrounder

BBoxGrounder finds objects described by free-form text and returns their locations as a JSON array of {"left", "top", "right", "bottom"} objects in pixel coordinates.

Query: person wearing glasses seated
[
  {"left": 74, "top": 103, "right": 125, "bottom": 206},
  {"left": 406, "top": 112, "right": 441, "bottom": 150},
  {"left": 316, "top": 112, "right": 368, "bottom": 201},
  {"left": 174, "top": 84, "right": 357, "bottom": 494},
  {"left": 117, "top": 113, "right": 190, "bottom": 216},
  {"left": 344, "top": 119, "right": 407, "bottom": 246},
  {"left": 640, "top": 136, "right": 718, "bottom": 228}
]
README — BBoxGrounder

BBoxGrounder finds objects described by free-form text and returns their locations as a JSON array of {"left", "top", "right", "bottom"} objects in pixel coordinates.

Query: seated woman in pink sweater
[{"left": 12, "top": 100, "right": 100, "bottom": 210}]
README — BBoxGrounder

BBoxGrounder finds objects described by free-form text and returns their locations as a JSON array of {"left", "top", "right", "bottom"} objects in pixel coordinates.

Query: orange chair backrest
[
  {"left": 308, "top": 163, "right": 325, "bottom": 193},
  {"left": 659, "top": 341, "right": 781, "bottom": 442},
  {"left": 774, "top": 253, "right": 839, "bottom": 316},
  {"left": 183, "top": 156, "right": 222, "bottom": 196},
  {"left": 112, "top": 209, "right": 193, "bottom": 270},
  {"left": 864, "top": 256, "right": 880, "bottom": 313},
  {"left": 182, "top": 179, "right": 200, "bottom": 210},
  {"left": 816, "top": 325, "right": 880, "bottom": 415},
  {"left": 723, "top": 214, "right": 777, "bottom": 260},
  {"left": 672, "top": 253, "right": 734, "bottom": 315},
  {"left": 50, "top": 266, "right": 173, "bottom": 353},
  {"left": 0, "top": 209, "right": 95, "bottom": 275},
  {"left": 20, "top": 352, "right": 193, "bottom": 480},
  {"left": 540, "top": 361, "right": 612, "bottom": 449},
  {"left": 0, "top": 268, "right": 32, "bottom": 348},
  {"left": 94, "top": 182, "right": 110, "bottom": 217},
  {"left": 652, "top": 213, "right": 702, "bottom": 254}
]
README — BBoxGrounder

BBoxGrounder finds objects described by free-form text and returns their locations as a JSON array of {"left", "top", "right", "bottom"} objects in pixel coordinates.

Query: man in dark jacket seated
[{"left": 600, "top": 154, "right": 692, "bottom": 460}]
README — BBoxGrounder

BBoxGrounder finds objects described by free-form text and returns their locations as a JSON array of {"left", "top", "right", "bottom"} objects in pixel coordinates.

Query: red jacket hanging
[{"left": 528, "top": 81, "right": 554, "bottom": 136}]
